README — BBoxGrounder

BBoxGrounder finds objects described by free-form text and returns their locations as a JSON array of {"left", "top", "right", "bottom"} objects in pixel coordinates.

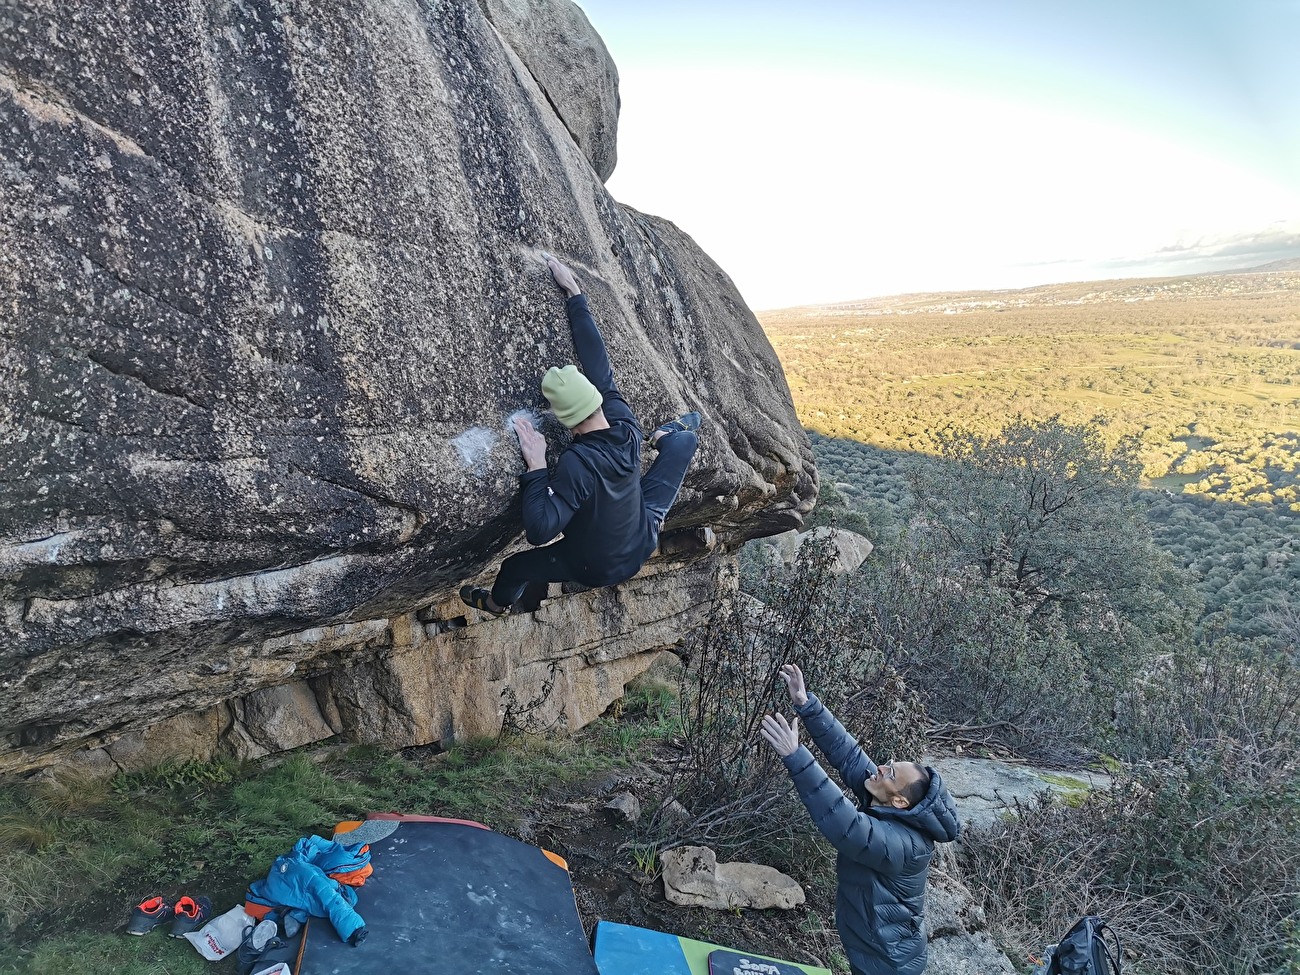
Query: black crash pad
[{"left": 298, "top": 816, "right": 598, "bottom": 975}]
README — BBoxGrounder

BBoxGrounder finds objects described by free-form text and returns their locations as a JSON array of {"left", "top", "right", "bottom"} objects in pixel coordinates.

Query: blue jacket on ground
[
  {"left": 247, "top": 835, "right": 367, "bottom": 944},
  {"left": 783, "top": 694, "right": 961, "bottom": 975},
  {"left": 518, "top": 293, "right": 652, "bottom": 587}
]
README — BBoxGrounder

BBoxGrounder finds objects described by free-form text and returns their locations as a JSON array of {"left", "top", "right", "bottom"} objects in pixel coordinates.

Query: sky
[{"left": 572, "top": 0, "right": 1300, "bottom": 309}]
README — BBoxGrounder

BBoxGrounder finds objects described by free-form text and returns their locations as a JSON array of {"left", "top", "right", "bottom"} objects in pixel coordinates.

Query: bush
[
  {"left": 647, "top": 537, "right": 921, "bottom": 855},
  {"left": 960, "top": 762, "right": 1300, "bottom": 975},
  {"left": 840, "top": 523, "right": 1118, "bottom": 762},
  {"left": 804, "top": 480, "right": 874, "bottom": 536},
  {"left": 1113, "top": 634, "right": 1300, "bottom": 769},
  {"left": 962, "top": 629, "right": 1300, "bottom": 975},
  {"left": 905, "top": 417, "right": 1166, "bottom": 640},
  {"left": 820, "top": 416, "right": 1192, "bottom": 759}
]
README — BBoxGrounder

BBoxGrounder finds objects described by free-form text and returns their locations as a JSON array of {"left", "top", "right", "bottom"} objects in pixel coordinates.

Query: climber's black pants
[
  {"left": 489, "top": 543, "right": 582, "bottom": 611},
  {"left": 490, "top": 429, "right": 698, "bottom": 609}
]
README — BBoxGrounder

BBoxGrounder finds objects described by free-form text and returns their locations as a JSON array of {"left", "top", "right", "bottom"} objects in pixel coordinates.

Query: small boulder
[
  {"left": 926, "top": 932, "right": 1018, "bottom": 974},
  {"left": 927, "top": 756, "right": 1112, "bottom": 829},
  {"left": 924, "top": 869, "right": 987, "bottom": 938},
  {"left": 656, "top": 798, "right": 692, "bottom": 824},
  {"left": 924, "top": 864, "right": 1017, "bottom": 973},
  {"left": 761, "top": 527, "right": 873, "bottom": 575},
  {"left": 603, "top": 791, "right": 641, "bottom": 824},
  {"left": 660, "top": 845, "right": 805, "bottom": 911}
]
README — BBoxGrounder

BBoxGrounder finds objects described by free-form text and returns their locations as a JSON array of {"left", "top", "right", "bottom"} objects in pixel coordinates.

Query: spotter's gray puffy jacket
[{"left": 783, "top": 694, "right": 961, "bottom": 975}]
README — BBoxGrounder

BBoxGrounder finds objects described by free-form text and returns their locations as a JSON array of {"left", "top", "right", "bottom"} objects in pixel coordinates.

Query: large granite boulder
[
  {"left": 0, "top": 0, "right": 816, "bottom": 775},
  {"left": 482, "top": 0, "right": 620, "bottom": 182},
  {"left": 759, "top": 525, "right": 874, "bottom": 574},
  {"left": 67, "top": 555, "right": 722, "bottom": 778}
]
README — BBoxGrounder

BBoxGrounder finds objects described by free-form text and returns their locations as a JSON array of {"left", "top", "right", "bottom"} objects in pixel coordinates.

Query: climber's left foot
[{"left": 460, "top": 586, "right": 506, "bottom": 616}]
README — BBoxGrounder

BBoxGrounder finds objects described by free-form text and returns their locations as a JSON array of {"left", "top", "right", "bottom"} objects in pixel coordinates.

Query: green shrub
[
  {"left": 963, "top": 621, "right": 1300, "bottom": 975},
  {"left": 960, "top": 760, "right": 1300, "bottom": 975},
  {"left": 1113, "top": 635, "right": 1300, "bottom": 767}
]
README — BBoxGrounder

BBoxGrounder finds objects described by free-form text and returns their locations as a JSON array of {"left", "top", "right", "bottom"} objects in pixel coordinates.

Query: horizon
[
  {"left": 574, "top": 1, "right": 1300, "bottom": 311},
  {"left": 752, "top": 256, "right": 1300, "bottom": 312}
]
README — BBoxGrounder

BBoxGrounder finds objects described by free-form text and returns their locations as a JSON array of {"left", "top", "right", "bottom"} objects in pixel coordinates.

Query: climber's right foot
[
  {"left": 648, "top": 411, "right": 701, "bottom": 449},
  {"left": 515, "top": 580, "right": 548, "bottom": 614}
]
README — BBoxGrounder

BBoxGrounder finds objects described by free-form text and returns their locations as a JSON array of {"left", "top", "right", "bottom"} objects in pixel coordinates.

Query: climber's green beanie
[{"left": 542, "top": 365, "right": 603, "bottom": 429}]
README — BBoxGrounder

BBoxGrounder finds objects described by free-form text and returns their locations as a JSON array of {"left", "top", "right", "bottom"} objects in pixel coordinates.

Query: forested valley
[
  {"left": 753, "top": 268, "right": 1300, "bottom": 973},
  {"left": 761, "top": 268, "right": 1300, "bottom": 640}
]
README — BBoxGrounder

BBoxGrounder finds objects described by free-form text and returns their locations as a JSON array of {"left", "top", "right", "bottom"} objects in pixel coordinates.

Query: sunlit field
[{"left": 761, "top": 270, "right": 1300, "bottom": 508}]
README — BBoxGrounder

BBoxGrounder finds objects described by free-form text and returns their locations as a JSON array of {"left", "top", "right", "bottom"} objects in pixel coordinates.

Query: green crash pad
[{"left": 592, "top": 920, "right": 831, "bottom": 975}]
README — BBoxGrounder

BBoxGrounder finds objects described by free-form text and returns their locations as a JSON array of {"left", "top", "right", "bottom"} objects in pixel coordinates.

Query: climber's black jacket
[{"left": 518, "top": 294, "right": 653, "bottom": 587}]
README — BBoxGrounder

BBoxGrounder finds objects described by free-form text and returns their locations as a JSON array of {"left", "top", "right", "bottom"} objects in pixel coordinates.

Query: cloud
[
  {"left": 1151, "top": 226, "right": 1300, "bottom": 263},
  {"left": 1016, "top": 224, "right": 1300, "bottom": 278}
]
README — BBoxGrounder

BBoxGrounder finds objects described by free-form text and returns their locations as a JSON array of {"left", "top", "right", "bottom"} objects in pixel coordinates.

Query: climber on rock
[
  {"left": 760, "top": 664, "right": 961, "bottom": 975},
  {"left": 460, "top": 255, "right": 700, "bottom": 616}
]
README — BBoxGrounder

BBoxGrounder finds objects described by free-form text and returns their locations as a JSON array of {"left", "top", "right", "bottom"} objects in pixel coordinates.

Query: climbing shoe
[
  {"left": 125, "top": 895, "right": 174, "bottom": 935},
  {"left": 648, "top": 411, "right": 701, "bottom": 449},
  {"left": 460, "top": 586, "right": 505, "bottom": 616},
  {"left": 169, "top": 895, "right": 212, "bottom": 938}
]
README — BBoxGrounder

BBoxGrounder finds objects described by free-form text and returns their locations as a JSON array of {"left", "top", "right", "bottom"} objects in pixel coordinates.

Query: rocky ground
[
  {"left": 395, "top": 733, "right": 851, "bottom": 971},
  {"left": 393, "top": 738, "right": 1099, "bottom": 973},
  {"left": 4, "top": 694, "right": 1108, "bottom": 975}
]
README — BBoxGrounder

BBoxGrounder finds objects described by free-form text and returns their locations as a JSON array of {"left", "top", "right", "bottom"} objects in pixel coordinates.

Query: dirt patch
[
  {"left": 7, "top": 842, "right": 264, "bottom": 951},
  {"left": 439, "top": 741, "right": 846, "bottom": 971}
]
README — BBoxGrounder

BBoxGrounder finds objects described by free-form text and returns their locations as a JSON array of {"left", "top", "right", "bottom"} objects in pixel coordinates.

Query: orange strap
[{"left": 329, "top": 864, "right": 374, "bottom": 887}]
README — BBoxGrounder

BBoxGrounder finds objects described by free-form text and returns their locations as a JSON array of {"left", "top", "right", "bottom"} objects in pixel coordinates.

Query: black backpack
[{"left": 1045, "top": 915, "right": 1122, "bottom": 974}]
